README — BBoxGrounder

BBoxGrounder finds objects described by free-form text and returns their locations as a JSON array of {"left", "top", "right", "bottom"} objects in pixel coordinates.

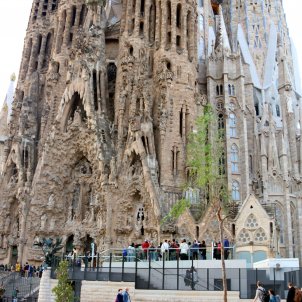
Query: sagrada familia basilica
[{"left": 0, "top": 0, "right": 301, "bottom": 265}]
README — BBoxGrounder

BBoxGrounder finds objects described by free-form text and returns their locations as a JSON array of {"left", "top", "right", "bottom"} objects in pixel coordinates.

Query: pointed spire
[
  {"left": 1, "top": 73, "right": 16, "bottom": 124},
  {"left": 214, "top": 5, "right": 231, "bottom": 52}
]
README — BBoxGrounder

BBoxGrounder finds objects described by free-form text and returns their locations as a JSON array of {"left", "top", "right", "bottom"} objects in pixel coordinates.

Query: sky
[{"left": 0, "top": 1, "right": 301, "bottom": 106}]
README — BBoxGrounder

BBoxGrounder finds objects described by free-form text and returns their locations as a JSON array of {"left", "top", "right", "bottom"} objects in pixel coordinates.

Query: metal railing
[
  {"left": 0, "top": 272, "right": 40, "bottom": 302},
  {"left": 49, "top": 248, "right": 302, "bottom": 300}
]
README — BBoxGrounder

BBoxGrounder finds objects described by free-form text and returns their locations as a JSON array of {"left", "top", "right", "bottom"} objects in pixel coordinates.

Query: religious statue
[{"left": 47, "top": 193, "right": 55, "bottom": 209}]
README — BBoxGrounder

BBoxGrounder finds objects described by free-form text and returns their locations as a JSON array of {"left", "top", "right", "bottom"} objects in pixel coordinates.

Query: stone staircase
[{"left": 80, "top": 281, "right": 241, "bottom": 302}]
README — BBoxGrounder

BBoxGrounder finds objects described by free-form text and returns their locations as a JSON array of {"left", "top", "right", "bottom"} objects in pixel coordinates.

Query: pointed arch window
[
  {"left": 231, "top": 144, "right": 239, "bottom": 173},
  {"left": 229, "top": 113, "right": 237, "bottom": 137},
  {"left": 276, "top": 104, "right": 280, "bottom": 117},
  {"left": 218, "top": 113, "right": 225, "bottom": 138},
  {"left": 232, "top": 181, "right": 240, "bottom": 201},
  {"left": 219, "top": 152, "right": 226, "bottom": 175}
]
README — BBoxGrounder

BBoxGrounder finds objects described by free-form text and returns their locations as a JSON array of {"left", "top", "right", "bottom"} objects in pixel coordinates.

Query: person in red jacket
[{"left": 141, "top": 239, "right": 150, "bottom": 260}]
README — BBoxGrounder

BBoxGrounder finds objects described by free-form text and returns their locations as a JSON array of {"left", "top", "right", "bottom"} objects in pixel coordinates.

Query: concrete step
[{"left": 80, "top": 281, "right": 241, "bottom": 302}]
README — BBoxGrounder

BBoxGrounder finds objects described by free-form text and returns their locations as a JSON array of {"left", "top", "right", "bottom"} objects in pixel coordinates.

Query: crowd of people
[
  {"left": 0, "top": 262, "right": 44, "bottom": 278},
  {"left": 253, "top": 281, "right": 302, "bottom": 302},
  {"left": 123, "top": 237, "right": 231, "bottom": 261}
]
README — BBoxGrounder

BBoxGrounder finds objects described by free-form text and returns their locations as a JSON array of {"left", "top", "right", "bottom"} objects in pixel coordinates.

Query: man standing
[
  {"left": 180, "top": 239, "right": 189, "bottom": 260},
  {"left": 223, "top": 237, "right": 230, "bottom": 260},
  {"left": 161, "top": 240, "right": 170, "bottom": 261},
  {"left": 123, "top": 288, "right": 131, "bottom": 302},
  {"left": 287, "top": 282, "right": 296, "bottom": 302},
  {"left": 142, "top": 239, "right": 150, "bottom": 260}
]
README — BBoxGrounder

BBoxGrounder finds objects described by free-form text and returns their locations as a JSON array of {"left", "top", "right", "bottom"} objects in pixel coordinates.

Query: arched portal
[{"left": 61, "top": 92, "right": 87, "bottom": 132}]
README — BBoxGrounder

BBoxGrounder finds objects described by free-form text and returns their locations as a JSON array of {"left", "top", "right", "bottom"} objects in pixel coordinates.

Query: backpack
[{"left": 259, "top": 288, "right": 270, "bottom": 302}]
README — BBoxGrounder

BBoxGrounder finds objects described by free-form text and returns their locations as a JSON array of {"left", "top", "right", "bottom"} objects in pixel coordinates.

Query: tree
[
  {"left": 189, "top": 103, "right": 234, "bottom": 302},
  {"left": 162, "top": 104, "right": 232, "bottom": 302},
  {"left": 33, "top": 237, "right": 63, "bottom": 266},
  {"left": 52, "top": 260, "right": 74, "bottom": 302},
  {"left": 188, "top": 103, "right": 231, "bottom": 302}
]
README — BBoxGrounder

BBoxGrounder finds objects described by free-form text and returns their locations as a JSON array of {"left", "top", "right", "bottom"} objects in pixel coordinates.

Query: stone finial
[{"left": 10, "top": 73, "right": 16, "bottom": 82}]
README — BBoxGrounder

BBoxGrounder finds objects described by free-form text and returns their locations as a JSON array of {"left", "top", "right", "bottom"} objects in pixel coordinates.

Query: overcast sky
[{"left": 0, "top": 1, "right": 301, "bottom": 105}]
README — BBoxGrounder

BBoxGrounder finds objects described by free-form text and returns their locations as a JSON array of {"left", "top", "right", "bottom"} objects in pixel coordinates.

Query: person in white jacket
[
  {"left": 179, "top": 239, "right": 189, "bottom": 260},
  {"left": 161, "top": 240, "right": 169, "bottom": 261}
]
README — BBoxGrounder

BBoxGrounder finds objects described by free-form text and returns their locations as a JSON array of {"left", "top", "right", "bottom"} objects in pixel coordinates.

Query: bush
[{"left": 52, "top": 260, "right": 74, "bottom": 302}]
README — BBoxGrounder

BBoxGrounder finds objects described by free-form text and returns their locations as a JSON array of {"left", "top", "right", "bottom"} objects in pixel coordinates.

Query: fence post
[
  {"left": 71, "top": 254, "right": 76, "bottom": 280},
  {"left": 177, "top": 253, "right": 179, "bottom": 290},
  {"left": 162, "top": 254, "right": 165, "bottom": 290},
  {"left": 135, "top": 250, "right": 138, "bottom": 286},
  {"left": 273, "top": 268, "right": 276, "bottom": 292},
  {"left": 148, "top": 252, "right": 151, "bottom": 289},
  {"left": 239, "top": 268, "right": 241, "bottom": 298},
  {"left": 29, "top": 276, "right": 33, "bottom": 298},
  {"left": 122, "top": 255, "right": 125, "bottom": 281},
  {"left": 109, "top": 253, "right": 112, "bottom": 281},
  {"left": 207, "top": 268, "right": 209, "bottom": 290},
  {"left": 96, "top": 253, "right": 100, "bottom": 281},
  {"left": 84, "top": 255, "right": 88, "bottom": 280}
]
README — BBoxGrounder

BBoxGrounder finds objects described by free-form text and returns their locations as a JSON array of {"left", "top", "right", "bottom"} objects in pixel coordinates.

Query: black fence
[
  {"left": 0, "top": 271, "right": 40, "bottom": 302},
  {"left": 50, "top": 251, "right": 302, "bottom": 300}
]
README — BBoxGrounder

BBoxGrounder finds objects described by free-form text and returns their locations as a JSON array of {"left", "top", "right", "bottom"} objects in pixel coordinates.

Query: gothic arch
[
  {"left": 237, "top": 228, "right": 251, "bottom": 246},
  {"left": 244, "top": 213, "right": 259, "bottom": 229},
  {"left": 61, "top": 92, "right": 87, "bottom": 132},
  {"left": 253, "top": 227, "right": 268, "bottom": 244}
]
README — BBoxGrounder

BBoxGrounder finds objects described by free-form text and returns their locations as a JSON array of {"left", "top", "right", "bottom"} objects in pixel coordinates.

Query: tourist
[
  {"left": 169, "top": 239, "right": 178, "bottom": 260},
  {"left": 287, "top": 282, "right": 296, "bottom": 302},
  {"left": 127, "top": 243, "right": 135, "bottom": 262},
  {"left": 199, "top": 240, "right": 206, "bottom": 260},
  {"left": 294, "top": 288, "right": 302, "bottom": 302},
  {"left": 122, "top": 287, "right": 131, "bottom": 302},
  {"left": 213, "top": 242, "right": 218, "bottom": 259},
  {"left": 28, "top": 264, "right": 34, "bottom": 277},
  {"left": 223, "top": 236, "right": 230, "bottom": 259},
  {"left": 161, "top": 240, "right": 169, "bottom": 261},
  {"left": 15, "top": 262, "right": 21, "bottom": 275},
  {"left": 268, "top": 289, "right": 277, "bottom": 302},
  {"left": 191, "top": 240, "right": 199, "bottom": 260},
  {"left": 252, "top": 281, "right": 266, "bottom": 302},
  {"left": 217, "top": 241, "right": 221, "bottom": 260},
  {"left": 179, "top": 239, "right": 189, "bottom": 260},
  {"left": 115, "top": 288, "right": 124, "bottom": 302},
  {"left": 148, "top": 241, "right": 156, "bottom": 261},
  {"left": 141, "top": 239, "right": 150, "bottom": 260},
  {"left": 12, "top": 288, "right": 19, "bottom": 302},
  {"left": 24, "top": 262, "right": 29, "bottom": 278}
]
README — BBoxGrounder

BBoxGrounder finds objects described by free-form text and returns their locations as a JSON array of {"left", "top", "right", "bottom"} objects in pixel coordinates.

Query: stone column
[
  {"left": 134, "top": 0, "right": 140, "bottom": 37},
  {"left": 55, "top": 10, "right": 66, "bottom": 54},
  {"left": 38, "top": 36, "right": 47, "bottom": 70},
  {"left": 155, "top": 0, "right": 161, "bottom": 47},
  {"left": 28, "top": 36, "right": 40, "bottom": 74},
  {"left": 20, "top": 39, "right": 33, "bottom": 81},
  {"left": 171, "top": 2, "right": 176, "bottom": 52},
  {"left": 75, "top": 5, "right": 81, "bottom": 27},
  {"left": 63, "top": 8, "right": 73, "bottom": 47}
]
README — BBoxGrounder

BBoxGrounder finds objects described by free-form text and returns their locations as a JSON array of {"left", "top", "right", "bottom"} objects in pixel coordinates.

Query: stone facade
[{"left": 0, "top": 0, "right": 301, "bottom": 265}]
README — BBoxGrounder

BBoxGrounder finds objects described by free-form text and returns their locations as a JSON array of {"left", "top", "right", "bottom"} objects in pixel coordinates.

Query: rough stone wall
[{"left": 0, "top": 0, "right": 301, "bottom": 265}]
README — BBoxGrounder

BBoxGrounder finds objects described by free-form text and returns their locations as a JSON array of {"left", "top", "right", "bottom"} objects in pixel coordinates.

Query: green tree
[
  {"left": 163, "top": 104, "right": 233, "bottom": 302},
  {"left": 188, "top": 104, "right": 230, "bottom": 302},
  {"left": 52, "top": 260, "right": 74, "bottom": 302}
]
